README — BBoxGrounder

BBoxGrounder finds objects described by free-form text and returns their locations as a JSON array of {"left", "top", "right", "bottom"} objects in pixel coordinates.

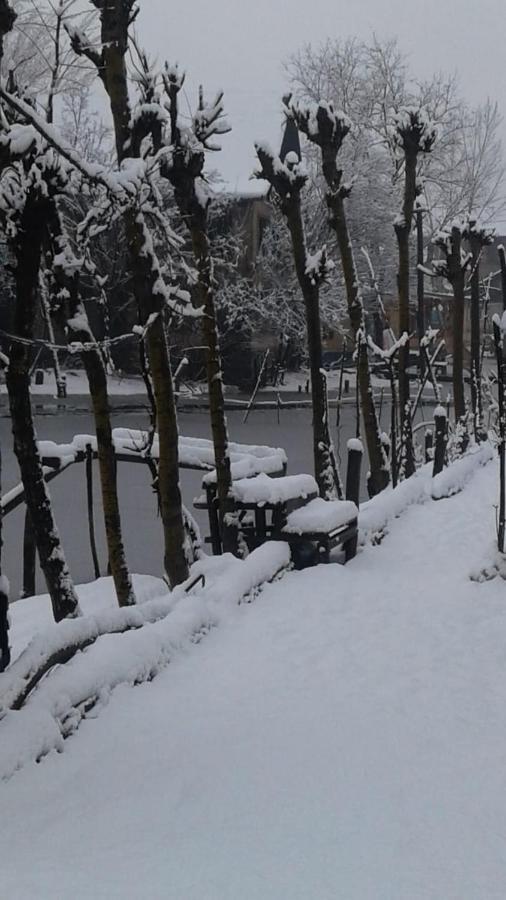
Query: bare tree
[
  {"left": 433, "top": 223, "right": 471, "bottom": 434},
  {"left": 292, "top": 99, "right": 389, "bottom": 496},
  {"left": 68, "top": 0, "right": 190, "bottom": 588},
  {"left": 393, "top": 107, "right": 436, "bottom": 477},
  {"left": 160, "top": 66, "right": 241, "bottom": 555},
  {"left": 255, "top": 138, "right": 342, "bottom": 499}
]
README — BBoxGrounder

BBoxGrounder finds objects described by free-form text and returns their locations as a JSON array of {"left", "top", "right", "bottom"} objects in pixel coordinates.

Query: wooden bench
[
  {"left": 195, "top": 473, "right": 359, "bottom": 567},
  {"left": 273, "top": 497, "right": 359, "bottom": 565}
]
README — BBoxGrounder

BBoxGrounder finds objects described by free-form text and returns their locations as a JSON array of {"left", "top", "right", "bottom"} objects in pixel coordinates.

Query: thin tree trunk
[
  {"left": 187, "top": 224, "right": 239, "bottom": 554},
  {"left": 0, "top": 436, "right": 10, "bottom": 671},
  {"left": 82, "top": 349, "right": 135, "bottom": 604},
  {"left": 451, "top": 268, "right": 466, "bottom": 424},
  {"left": 416, "top": 208, "right": 426, "bottom": 380},
  {"left": 126, "top": 214, "right": 189, "bottom": 587},
  {"left": 78, "top": 3, "right": 189, "bottom": 587},
  {"left": 394, "top": 152, "right": 417, "bottom": 478},
  {"left": 285, "top": 196, "right": 342, "bottom": 499},
  {"left": 469, "top": 236, "right": 484, "bottom": 441},
  {"left": 330, "top": 193, "right": 388, "bottom": 496},
  {"left": 6, "top": 203, "right": 80, "bottom": 621}
]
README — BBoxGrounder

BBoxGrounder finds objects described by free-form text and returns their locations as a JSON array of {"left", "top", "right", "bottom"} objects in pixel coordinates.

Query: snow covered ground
[{"left": 2, "top": 450, "right": 506, "bottom": 898}]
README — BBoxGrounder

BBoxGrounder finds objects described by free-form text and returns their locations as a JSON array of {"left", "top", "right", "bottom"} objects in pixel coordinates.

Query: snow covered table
[{"left": 276, "top": 497, "right": 359, "bottom": 565}]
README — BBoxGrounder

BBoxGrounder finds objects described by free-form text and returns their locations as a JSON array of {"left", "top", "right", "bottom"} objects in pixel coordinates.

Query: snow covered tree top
[
  {"left": 392, "top": 106, "right": 437, "bottom": 156},
  {"left": 291, "top": 99, "right": 352, "bottom": 153},
  {"left": 254, "top": 141, "right": 307, "bottom": 198}
]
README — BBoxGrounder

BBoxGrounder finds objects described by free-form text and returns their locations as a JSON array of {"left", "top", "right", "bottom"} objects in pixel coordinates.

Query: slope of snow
[{"left": 2, "top": 453, "right": 506, "bottom": 898}]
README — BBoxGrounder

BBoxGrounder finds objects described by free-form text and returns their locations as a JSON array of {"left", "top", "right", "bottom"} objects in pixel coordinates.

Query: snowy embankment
[
  {"left": 0, "top": 545, "right": 290, "bottom": 781},
  {"left": 2, "top": 444, "right": 506, "bottom": 899}
]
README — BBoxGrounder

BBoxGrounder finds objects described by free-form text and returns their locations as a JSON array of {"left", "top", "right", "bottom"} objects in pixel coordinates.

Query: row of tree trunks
[
  {"left": 83, "top": 0, "right": 189, "bottom": 588},
  {"left": 394, "top": 150, "right": 417, "bottom": 479}
]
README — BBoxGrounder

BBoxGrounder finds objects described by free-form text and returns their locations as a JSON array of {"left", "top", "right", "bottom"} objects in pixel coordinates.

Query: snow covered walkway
[{"left": 3, "top": 454, "right": 506, "bottom": 898}]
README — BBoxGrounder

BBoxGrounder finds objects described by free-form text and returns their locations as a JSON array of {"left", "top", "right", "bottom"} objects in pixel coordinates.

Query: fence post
[
  {"left": 345, "top": 439, "right": 362, "bottom": 562},
  {"left": 345, "top": 438, "right": 363, "bottom": 507},
  {"left": 433, "top": 407, "right": 447, "bottom": 477},
  {"left": 86, "top": 444, "right": 101, "bottom": 580},
  {"left": 425, "top": 430, "right": 433, "bottom": 464},
  {"left": 21, "top": 508, "right": 36, "bottom": 598}
]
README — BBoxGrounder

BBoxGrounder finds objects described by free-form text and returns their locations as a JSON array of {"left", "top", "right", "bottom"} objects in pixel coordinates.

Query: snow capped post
[
  {"left": 433, "top": 405, "right": 447, "bottom": 477},
  {"left": 291, "top": 98, "right": 389, "bottom": 498},
  {"left": 393, "top": 107, "right": 436, "bottom": 478},
  {"left": 254, "top": 124, "right": 342, "bottom": 500}
]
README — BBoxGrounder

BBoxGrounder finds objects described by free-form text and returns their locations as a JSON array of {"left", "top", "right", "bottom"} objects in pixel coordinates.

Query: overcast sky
[{"left": 138, "top": 0, "right": 505, "bottom": 192}]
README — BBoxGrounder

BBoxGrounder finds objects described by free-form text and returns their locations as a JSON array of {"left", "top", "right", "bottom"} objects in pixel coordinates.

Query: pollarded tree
[
  {"left": 68, "top": 0, "right": 190, "bottom": 588},
  {"left": 45, "top": 206, "right": 136, "bottom": 607},
  {"left": 392, "top": 107, "right": 436, "bottom": 477},
  {"left": 292, "top": 99, "right": 389, "bottom": 497},
  {"left": 255, "top": 137, "right": 342, "bottom": 499},
  {"left": 159, "top": 66, "right": 241, "bottom": 555}
]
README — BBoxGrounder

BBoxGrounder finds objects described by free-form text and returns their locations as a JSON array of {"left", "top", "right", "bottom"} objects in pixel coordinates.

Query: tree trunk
[
  {"left": 331, "top": 194, "right": 388, "bottom": 497},
  {"left": 188, "top": 224, "right": 239, "bottom": 554},
  {"left": 416, "top": 208, "right": 426, "bottom": 380},
  {"left": 0, "top": 437, "right": 10, "bottom": 672},
  {"left": 126, "top": 214, "right": 189, "bottom": 587},
  {"left": 88, "top": 3, "right": 189, "bottom": 587},
  {"left": 469, "top": 237, "right": 484, "bottom": 440},
  {"left": 451, "top": 268, "right": 466, "bottom": 424},
  {"left": 82, "top": 349, "right": 135, "bottom": 605},
  {"left": 6, "top": 204, "right": 80, "bottom": 621},
  {"left": 394, "top": 152, "right": 417, "bottom": 478},
  {"left": 285, "top": 196, "right": 341, "bottom": 499}
]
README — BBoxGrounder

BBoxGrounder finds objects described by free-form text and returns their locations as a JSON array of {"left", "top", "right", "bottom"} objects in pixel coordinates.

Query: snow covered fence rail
[{"left": 0, "top": 544, "right": 291, "bottom": 781}]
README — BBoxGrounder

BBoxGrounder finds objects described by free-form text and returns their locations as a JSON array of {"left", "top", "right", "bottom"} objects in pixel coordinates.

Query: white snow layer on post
[
  {"left": 282, "top": 498, "right": 358, "bottom": 535},
  {"left": 0, "top": 544, "right": 290, "bottom": 781}
]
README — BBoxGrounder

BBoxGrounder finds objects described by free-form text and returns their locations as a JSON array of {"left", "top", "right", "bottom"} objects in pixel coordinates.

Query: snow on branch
[{"left": 254, "top": 141, "right": 307, "bottom": 197}]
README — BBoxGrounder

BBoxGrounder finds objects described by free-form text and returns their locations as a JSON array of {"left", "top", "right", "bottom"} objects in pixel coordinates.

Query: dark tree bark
[
  {"left": 466, "top": 222, "right": 492, "bottom": 442},
  {"left": 394, "top": 149, "right": 417, "bottom": 478},
  {"left": 6, "top": 200, "right": 80, "bottom": 621},
  {"left": 293, "top": 102, "right": 388, "bottom": 495},
  {"left": 47, "top": 206, "right": 136, "bottom": 608},
  {"left": 436, "top": 226, "right": 467, "bottom": 427},
  {"left": 416, "top": 208, "right": 426, "bottom": 380},
  {"left": 256, "top": 143, "right": 341, "bottom": 499},
  {"left": 162, "top": 80, "right": 240, "bottom": 554},
  {"left": 73, "top": 0, "right": 189, "bottom": 587}
]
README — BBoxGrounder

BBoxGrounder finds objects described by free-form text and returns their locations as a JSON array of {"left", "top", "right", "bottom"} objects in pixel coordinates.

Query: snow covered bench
[{"left": 275, "top": 497, "right": 359, "bottom": 565}]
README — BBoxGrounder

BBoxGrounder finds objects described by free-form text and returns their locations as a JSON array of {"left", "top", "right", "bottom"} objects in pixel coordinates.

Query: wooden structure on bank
[{"left": 1, "top": 429, "right": 361, "bottom": 599}]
